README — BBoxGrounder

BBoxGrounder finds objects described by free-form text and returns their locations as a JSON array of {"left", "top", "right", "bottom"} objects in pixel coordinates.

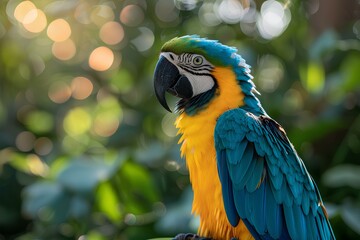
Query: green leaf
[
  {"left": 322, "top": 164, "right": 360, "bottom": 189},
  {"left": 84, "top": 230, "right": 108, "bottom": 240},
  {"left": 300, "top": 60, "right": 325, "bottom": 93},
  {"left": 340, "top": 53, "right": 360, "bottom": 92},
  {"left": 109, "top": 68, "right": 134, "bottom": 93},
  {"left": 9, "top": 152, "right": 49, "bottom": 176},
  {"left": 118, "top": 161, "right": 159, "bottom": 213},
  {"left": 22, "top": 181, "right": 64, "bottom": 220},
  {"left": 57, "top": 158, "right": 113, "bottom": 194},
  {"left": 96, "top": 181, "right": 122, "bottom": 221},
  {"left": 24, "top": 111, "right": 54, "bottom": 134}
]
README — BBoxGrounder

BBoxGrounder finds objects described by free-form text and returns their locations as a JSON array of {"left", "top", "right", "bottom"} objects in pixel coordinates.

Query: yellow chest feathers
[
  {"left": 175, "top": 67, "right": 253, "bottom": 239},
  {"left": 176, "top": 67, "right": 245, "bottom": 155}
]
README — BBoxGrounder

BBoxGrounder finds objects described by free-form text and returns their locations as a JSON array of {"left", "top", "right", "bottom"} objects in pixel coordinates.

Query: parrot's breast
[{"left": 175, "top": 67, "right": 253, "bottom": 240}]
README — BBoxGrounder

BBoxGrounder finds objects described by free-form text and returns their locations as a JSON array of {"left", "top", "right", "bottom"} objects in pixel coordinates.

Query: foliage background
[{"left": 0, "top": 0, "right": 359, "bottom": 239}]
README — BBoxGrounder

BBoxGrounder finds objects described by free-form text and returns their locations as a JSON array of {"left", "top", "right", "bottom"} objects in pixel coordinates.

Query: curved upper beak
[{"left": 153, "top": 55, "right": 193, "bottom": 112}]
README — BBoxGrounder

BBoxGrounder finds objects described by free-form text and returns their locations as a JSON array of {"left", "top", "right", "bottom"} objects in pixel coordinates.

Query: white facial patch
[
  {"left": 161, "top": 52, "right": 215, "bottom": 97},
  {"left": 186, "top": 74, "right": 214, "bottom": 96}
]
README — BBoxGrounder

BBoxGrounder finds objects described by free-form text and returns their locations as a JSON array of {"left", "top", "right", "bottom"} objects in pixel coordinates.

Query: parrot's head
[{"left": 154, "top": 35, "right": 265, "bottom": 116}]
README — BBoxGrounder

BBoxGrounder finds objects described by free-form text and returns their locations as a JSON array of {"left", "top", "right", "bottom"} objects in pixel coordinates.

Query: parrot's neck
[
  {"left": 175, "top": 67, "right": 253, "bottom": 239},
  {"left": 176, "top": 66, "right": 246, "bottom": 159}
]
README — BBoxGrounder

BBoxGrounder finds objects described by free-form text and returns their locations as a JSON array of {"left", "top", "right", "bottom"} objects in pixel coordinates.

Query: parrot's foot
[{"left": 172, "top": 233, "right": 212, "bottom": 240}]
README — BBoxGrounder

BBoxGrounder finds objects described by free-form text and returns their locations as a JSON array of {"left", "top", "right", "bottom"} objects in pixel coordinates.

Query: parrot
[{"left": 153, "top": 35, "right": 335, "bottom": 240}]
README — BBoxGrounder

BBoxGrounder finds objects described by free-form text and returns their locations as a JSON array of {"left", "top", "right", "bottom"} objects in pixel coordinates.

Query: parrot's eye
[{"left": 193, "top": 56, "right": 203, "bottom": 65}]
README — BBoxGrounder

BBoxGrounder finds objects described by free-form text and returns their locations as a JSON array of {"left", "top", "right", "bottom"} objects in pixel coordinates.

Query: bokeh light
[
  {"left": 93, "top": 97, "right": 122, "bottom": 137},
  {"left": 174, "top": 0, "right": 198, "bottom": 11},
  {"left": 131, "top": 27, "right": 154, "bottom": 52},
  {"left": 91, "top": 5, "right": 115, "bottom": 26},
  {"left": 161, "top": 113, "right": 177, "bottom": 137},
  {"left": 47, "top": 19, "right": 71, "bottom": 42},
  {"left": 198, "top": 2, "right": 221, "bottom": 27},
  {"left": 120, "top": 5, "right": 144, "bottom": 27},
  {"left": 256, "top": 55, "right": 284, "bottom": 93},
  {"left": 63, "top": 107, "right": 92, "bottom": 137},
  {"left": 155, "top": 0, "right": 179, "bottom": 23},
  {"left": 71, "top": 77, "right": 94, "bottom": 100},
  {"left": 99, "top": 21, "right": 124, "bottom": 45},
  {"left": 283, "top": 88, "right": 304, "bottom": 113},
  {"left": 34, "top": 137, "right": 53, "bottom": 156},
  {"left": 74, "top": 3, "right": 91, "bottom": 24},
  {"left": 93, "top": 113, "right": 120, "bottom": 137},
  {"left": 89, "top": 46, "right": 114, "bottom": 71},
  {"left": 257, "top": 0, "right": 291, "bottom": 39},
  {"left": 52, "top": 39, "right": 76, "bottom": 60},
  {"left": 22, "top": 8, "right": 47, "bottom": 33},
  {"left": 24, "top": 111, "right": 54, "bottom": 134},
  {"left": 109, "top": 69, "right": 134, "bottom": 94},
  {"left": 216, "top": 0, "right": 245, "bottom": 24},
  {"left": 14, "top": 1, "right": 36, "bottom": 23},
  {"left": 16, "top": 131, "right": 36, "bottom": 152},
  {"left": 48, "top": 81, "right": 72, "bottom": 103},
  {"left": 26, "top": 154, "right": 48, "bottom": 176}
]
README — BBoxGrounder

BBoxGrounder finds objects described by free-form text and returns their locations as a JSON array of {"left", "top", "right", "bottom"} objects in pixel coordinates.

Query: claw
[{"left": 172, "top": 233, "right": 212, "bottom": 240}]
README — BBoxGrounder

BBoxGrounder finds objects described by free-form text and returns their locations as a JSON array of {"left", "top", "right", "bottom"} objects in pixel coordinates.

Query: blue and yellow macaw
[{"left": 153, "top": 35, "right": 335, "bottom": 240}]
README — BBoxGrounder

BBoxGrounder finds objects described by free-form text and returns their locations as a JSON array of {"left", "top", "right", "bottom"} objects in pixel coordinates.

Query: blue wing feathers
[
  {"left": 301, "top": 192, "right": 311, "bottom": 215},
  {"left": 268, "top": 167, "right": 283, "bottom": 190},
  {"left": 226, "top": 139, "right": 248, "bottom": 164},
  {"left": 230, "top": 156, "right": 257, "bottom": 190},
  {"left": 265, "top": 181, "right": 283, "bottom": 238},
  {"left": 214, "top": 108, "right": 335, "bottom": 240},
  {"left": 245, "top": 156, "right": 264, "bottom": 192},
  {"left": 217, "top": 150, "right": 240, "bottom": 227},
  {"left": 251, "top": 179, "right": 266, "bottom": 233}
]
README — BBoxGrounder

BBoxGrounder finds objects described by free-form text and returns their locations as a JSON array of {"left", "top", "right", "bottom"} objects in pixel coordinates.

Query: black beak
[{"left": 154, "top": 56, "right": 193, "bottom": 112}]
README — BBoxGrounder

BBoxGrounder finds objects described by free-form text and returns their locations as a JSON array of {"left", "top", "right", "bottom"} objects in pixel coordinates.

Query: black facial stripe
[
  {"left": 191, "top": 64, "right": 213, "bottom": 70},
  {"left": 178, "top": 65, "right": 213, "bottom": 77},
  {"left": 179, "top": 63, "right": 213, "bottom": 72},
  {"left": 185, "top": 53, "right": 192, "bottom": 64}
]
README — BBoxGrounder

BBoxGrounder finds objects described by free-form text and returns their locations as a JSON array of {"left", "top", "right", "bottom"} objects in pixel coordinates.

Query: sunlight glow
[
  {"left": 16, "top": 131, "right": 36, "bottom": 152},
  {"left": 120, "top": 5, "right": 144, "bottom": 27},
  {"left": 155, "top": 0, "right": 179, "bottom": 22},
  {"left": 26, "top": 154, "right": 48, "bottom": 176},
  {"left": 93, "top": 114, "right": 120, "bottom": 137},
  {"left": 257, "top": 0, "right": 291, "bottom": 39},
  {"left": 22, "top": 8, "right": 47, "bottom": 33},
  {"left": 91, "top": 5, "right": 115, "bottom": 26},
  {"left": 198, "top": 2, "right": 221, "bottom": 27},
  {"left": 131, "top": 27, "right": 154, "bottom": 52},
  {"left": 93, "top": 97, "right": 122, "bottom": 137},
  {"left": 216, "top": 0, "right": 245, "bottom": 24},
  {"left": 99, "top": 21, "right": 124, "bottom": 45},
  {"left": 64, "top": 107, "right": 92, "bottom": 136},
  {"left": 52, "top": 39, "right": 76, "bottom": 60},
  {"left": 48, "top": 81, "right": 72, "bottom": 103},
  {"left": 47, "top": 19, "right": 71, "bottom": 42},
  {"left": 34, "top": 137, "right": 53, "bottom": 156},
  {"left": 14, "top": 1, "right": 36, "bottom": 23},
  {"left": 257, "top": 55, "right": 284, "bottom": 93},
  {"left": 89, "top": 46, "right": 114, "bottom": 71},
  {"left": 71, "top": 77, "right": 93, "bottom": 100}
]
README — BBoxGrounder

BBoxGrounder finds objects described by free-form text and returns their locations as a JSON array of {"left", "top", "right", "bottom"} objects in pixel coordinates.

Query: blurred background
[{"left": 0, "top": 0, "right": 359, "bottom": 239}]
